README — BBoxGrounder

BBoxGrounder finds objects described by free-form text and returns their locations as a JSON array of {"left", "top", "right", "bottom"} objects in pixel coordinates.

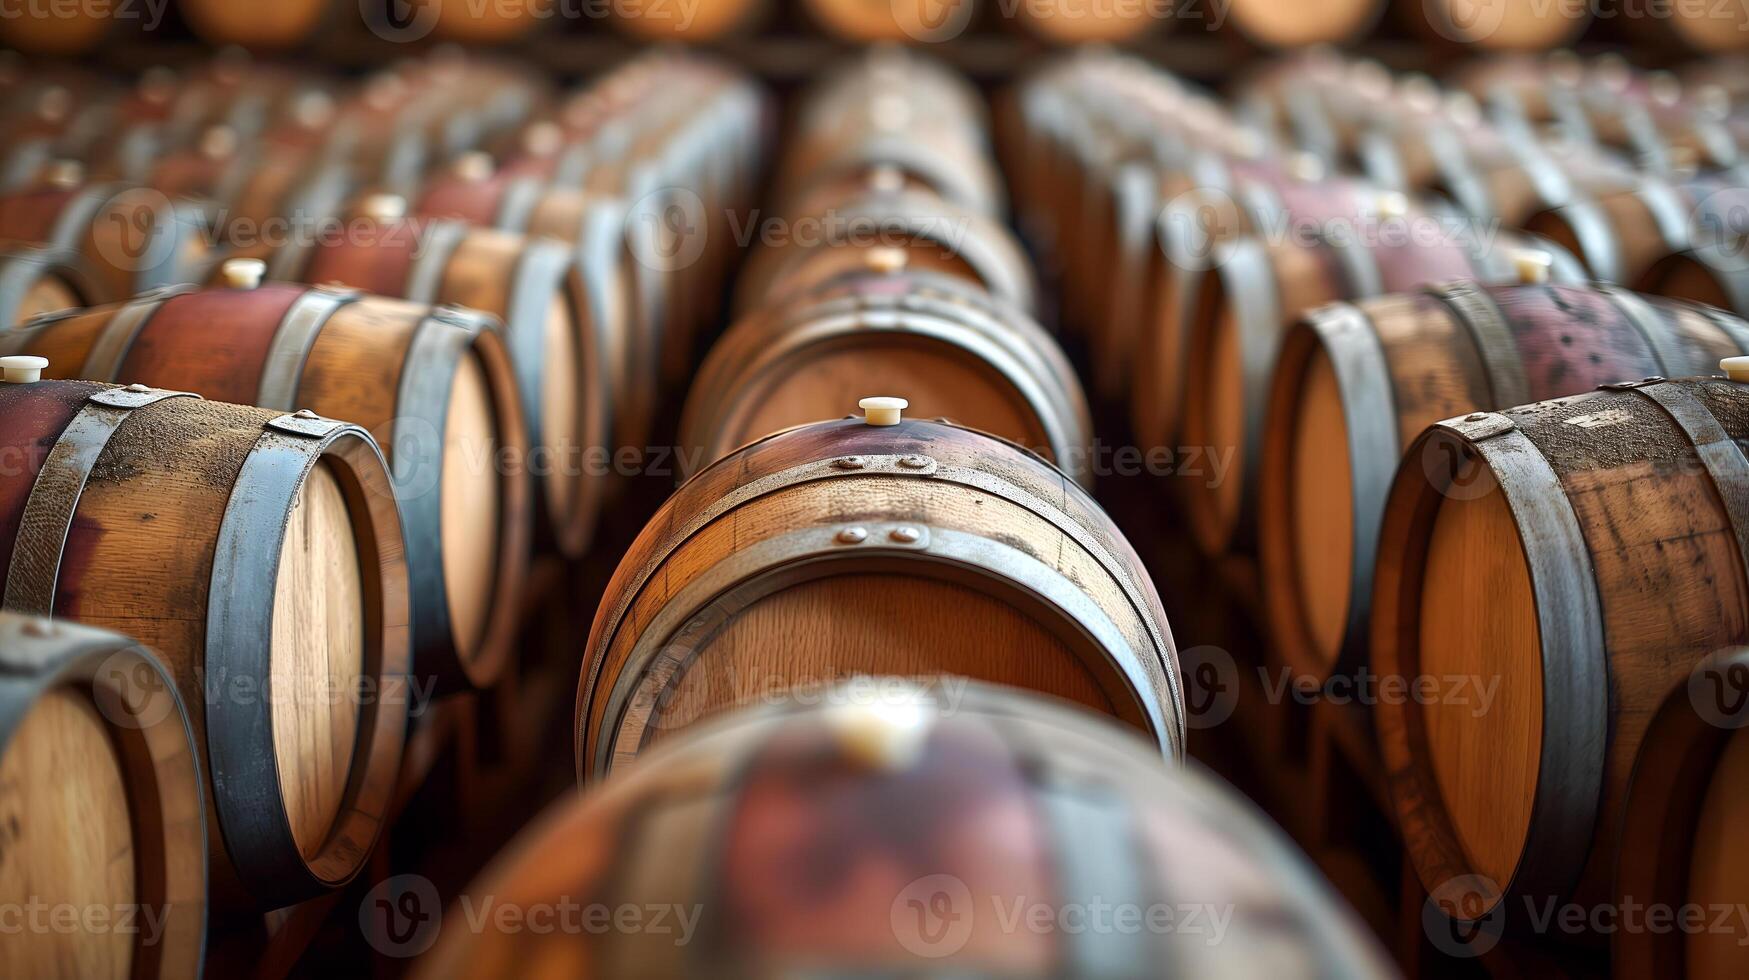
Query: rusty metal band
[
  {"left": 1631, "top": 380, "right": 1749, "bottom": 593},
  {"left": 594, "top": 523, "right": 1165, "bottom": 780},
  {"left": 256, "top": 284, "right": 360, "bottom": 411},
  {"left": 1427, "top": 280, "right": 1531, "bottom": 409},
  {"left": 80, "top": 284, "right": 197, "bottom": 381},
  {"left": 1594, "top": 282, "right": 1686, "bottom": 379},
  {"left": 4, "top": 386, "right": 201, "bottom": 615},
  {"left": 1436, "top": 410, "right": 1608, "bottom": 913},
  {"left": 580, "top": 451, "right": 1183, "bottom": 767},
  {"left": 1302, "top": 303, "right": 1400, "bottom": 666}
]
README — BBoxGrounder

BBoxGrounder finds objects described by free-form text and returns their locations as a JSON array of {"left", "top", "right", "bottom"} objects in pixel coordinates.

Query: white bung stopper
[{"left": 859, "top": 396, "right": 907, "bottom": 426}]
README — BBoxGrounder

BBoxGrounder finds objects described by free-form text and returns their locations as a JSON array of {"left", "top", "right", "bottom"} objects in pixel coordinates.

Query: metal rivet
[
  {"left": 832, "top": 456, "right": 866, "bottom": 470},
  {"left": 898, "top": 455, "right": 929, "bottom": 469},
  {"left": 20, "top": 619, "right": 53, "bottom": 638},
  {"left": 836, "top": 527, "right": 868, "bottom": 544},
  {"left": 124, "top": 383, "right": 150, "bottom": 392},
  {"left": 293, "top": 409, "right": 319, "bottom": 419},
  {"left": 1465, "top": 413, "right": 1487, "bottom": 422},
  {"left": 889, "top": 526, "right": 921, "bottom": 543}
]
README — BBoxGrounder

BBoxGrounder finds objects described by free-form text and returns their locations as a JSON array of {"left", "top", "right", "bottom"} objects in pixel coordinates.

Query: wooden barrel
[
  {"left": 179, "top": 0, "right": 329, "bottom": 47},
  {"left": 1259, "top": 284, "right": 1749, "bottom": 683},
  {"left": 606, "top": 0, "right": 764, "bottom": 37},
  {"left": 1373, "top": 373, "right": 1749, "bottom": 929},
  {"left": 1128, "top": 164, "right": 1407, "bottom": 454},
  {"left": 0, "top": 3, "right": 119, "bottom": 53},
  {"left": 268, "top": 207, "right": 612, "bottom": 558},
  {"left": 1175, "top": 221, "right": 1584, "bottom": 558},
  {"left": 1012, "top": 0, "right": 1171, "bottom": 42},
  {"left": 0, "top": 379, "right": 410, "bottom": 908},
  {"left": 681, "top": 262, "right": 1092, "bottom": 482},
  {"left": 0, "top": 171, "right": 206, "bottom": 301},
  {"left": 0, "top": 280, "right": 531, "bottom": 694},
  {"left": 1416, "top": 0, "right": 1591, "bottom": 49},
  {"left": 802, "top": 0, "right": 975, "bottom": 41},
  {"left": 426, "top": 682, "right": 1389, "bottom": 978},
  {"left": 0, "top": 243, "right": 104, "bottom": 326},
  {"left": 0, "top": 612, "right": 205, "bottom": 978},
  {"left": 412, "top": 166, "right": 645, "bottom": 454},
  {"left": 1615, "top": 648, "right": 1749, "bottom": 979},
  {"left": 1639, "top": 191, "right": 1749, "bottom": 318},
  {"left": 1527, "top": 172, "right": 1749, "bottom": 284},
  {"left": 576, "top": 412, "right": 1183, "bottom": 779},
  {"left": 733, "top": 187, "right": 1037, "bottom": 318},
  {"left": 1226, "top": 0, "right": 1383, "bottom": 47}
]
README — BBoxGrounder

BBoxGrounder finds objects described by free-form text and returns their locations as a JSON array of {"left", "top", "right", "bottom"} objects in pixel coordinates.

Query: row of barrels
[
  {"left": 416, "top": 48, "right": 1389, "bottom": 976},
  {"left": 1016, "top": 49, "right": 1749, "bottom": 970},
  {"left": 0, "top": 50, "right": 764, "bottom": 975},
  {"left": 7, "top": 0, "right": 1749, "bottom": 51}
]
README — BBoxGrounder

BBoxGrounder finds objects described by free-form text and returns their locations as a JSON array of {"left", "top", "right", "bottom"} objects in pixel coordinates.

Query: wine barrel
[
  {"left": 0, "top": 169, "right": 206, "bottom": 301},
  {"left": 180, "top": 0, "right": 329, "bottom": 47},
  {"left": 426, "top": 682, "right": 1389, "bottom": 979},
  {"left": 1012, "top": 0, "right": 1170, "bottom": 42},
  {"left": 0, "top": 612, "right": 205, "bottom": 978},
  {"left": 0, "top": 243, "right": 104, "bottom": 326},
  {"left": 0, "top": 3, "right": 118, "bottom": 53},
  {"left": 0, "top": 275, "right": 531, "bottom": 693},
  {"left": 606, "top": 0, "right": 765, "bottom": 38},
  {"left": 1259, "top": 284, "right": 1749, "bottom": 683},
  {"left": 412, "top": 163, "right": 645, "bottom": 454},
  {"left": 1527, "top": 172, "right": 1749, "bottom": 284},
  {"left": 268, "top": 203, "right": 611, "bottom": 558},
  {"left": 733, "top": 186, "right": 1037, "bottom": 318},
  {"left": 1175, "top": 221, "right": 1584, "bottom": 557},
  {"left": 1226, "top": 0, "right": 1383, "bottom": 47},
  {"left": 802, "top": 0, "right": 974, "bottom": 41},
  {"left": 1373, "top": 372, "right": 1749, "bottom": 929},
  {"left": 1417, "top": 0, "right": 1591, "bottom": 49},
  {"left": 1639, "top": 194, "right": 1749, "bottom": 318},
  {"left": 1615, "top": 648, "right": 1749, "bottom": 979},
  {"left": 681, "top": 260, "right": 1092, "bottom": 482},
  {"left": 576, "top": 409, "right": 1183, "bottom": 779},
  {"left": 0, "top": 377, "right": 410, "bottom": 908}
]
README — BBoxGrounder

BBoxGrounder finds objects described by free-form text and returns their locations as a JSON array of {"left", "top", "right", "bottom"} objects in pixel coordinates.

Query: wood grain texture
[{"left": 0, "top": 689, "right": 134, "bottom": 980}]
